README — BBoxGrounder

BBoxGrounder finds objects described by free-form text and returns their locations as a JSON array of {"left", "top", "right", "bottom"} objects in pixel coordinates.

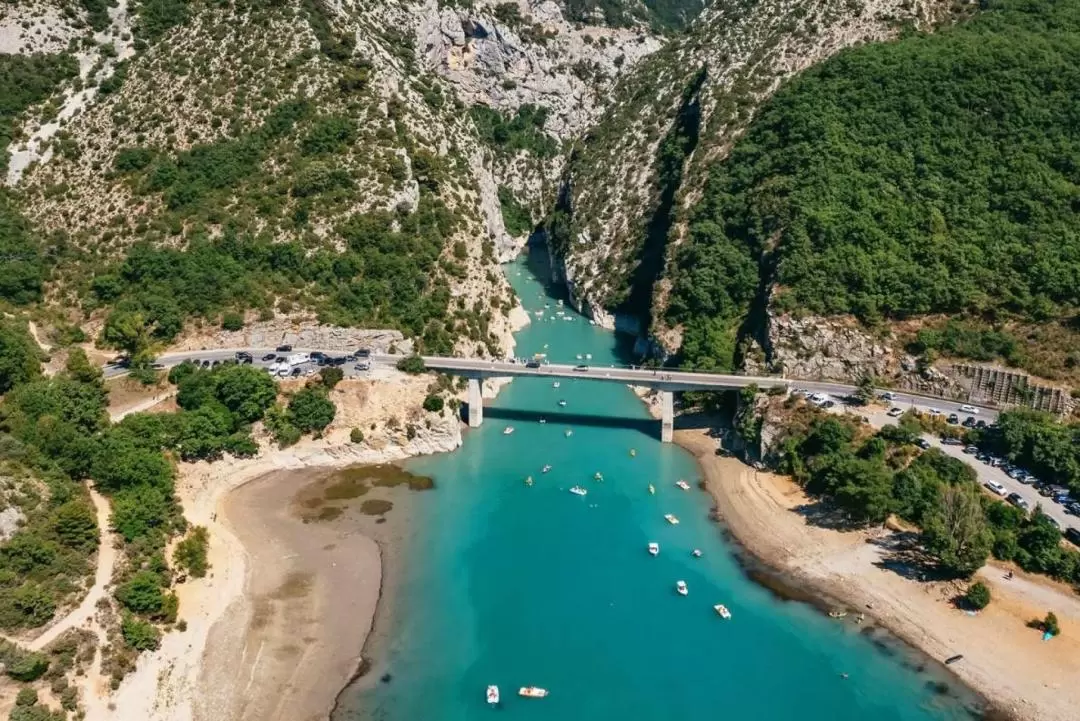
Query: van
[{"left": 984, "top": 480, "right": 1007, "bottom": 496}]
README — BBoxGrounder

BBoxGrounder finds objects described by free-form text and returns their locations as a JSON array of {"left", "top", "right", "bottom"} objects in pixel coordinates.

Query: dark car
[
  {"left": 1006, "top": 492, "right": 1030, "bottom": 511},
  {"left": 276, "top": 344, "right": 293, "bottom": 352},
  {"left": 916, "top": 439, "right": 931, "bottom": 450},
  {"left": 525, "top": 360, "right": 541, "bottom": 369},
  {"left": 201, "top": 360, "right": 211, "bottom": 368},
  {"left": 330, "top": 356, "right": 348, "bottom": 366},
  {"left": 573, "top": 365, "right": 589, "bottom": 371},
  {"left": 310, "top": 351, "right": 327, "bottom": 362},
  {"left": 822, "top": 400, "right": 836, "bottom": 409},
  {"left": 1066, "top": 502, "right": 1080, "bottom": 517},
  {"left": 947, "top": 413, "right": 959, "bottom": 424},
  {"left": 261, "top": 353, "right": 276, "bottom": 362},
  {"left": 961, "top": 416, "right": 976, "bottom": 428},
  {"left": 354, "top": 348, "right": 371, "bottom": 359},
  {"left": 1065, "top": 527, "right": 1080, "bottom": 546},
  {"left": 236, "top": 351, "right": 252, "bottom": 361},
  {"left": 290, "top": 367, "right": 303, "bottom": 377}
]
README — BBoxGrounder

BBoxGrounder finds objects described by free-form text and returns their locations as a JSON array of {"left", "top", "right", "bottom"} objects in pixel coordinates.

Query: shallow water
[{"left": 335, "top": 246, "right": 981, "bottom": 721}]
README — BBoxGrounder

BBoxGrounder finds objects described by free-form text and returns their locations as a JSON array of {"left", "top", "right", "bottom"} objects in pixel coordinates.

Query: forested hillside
[{"left": 668, "top": 0, "right": 1080, "bottom": 375}]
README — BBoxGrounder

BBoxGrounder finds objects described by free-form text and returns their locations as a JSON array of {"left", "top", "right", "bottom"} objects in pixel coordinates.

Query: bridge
[
  {"left": 105, "top": 349, "right": 998, "bottom": 444},
  {"left": 408, "top": 356, "right": 788, "bottom": 442}
]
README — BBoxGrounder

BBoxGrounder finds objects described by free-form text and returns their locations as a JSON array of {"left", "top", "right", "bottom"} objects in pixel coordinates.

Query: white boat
[
  {"left": 565, "top": 429, "right": 573, "bottom": 437},
  {"left": 692, "top": 549, "right": 703, "bottom": 558},
  {"left": 487, "top": 685, "right": 500, "bottom": 705},
  {"left": 569, "top": 486, "right": 587, "bottom": 496},
  {"left": 576, "top": 354, "right": 583, "bottom": 360},
  {"left": 676, "top": 480, "right": 691, "bottom": 491},
  {"left": 524, "top": 476, "right": 533, "bottom": 487},
  {"left": 553, "top": 382, "right": 560, "bottom": 388},
  {"left": 558, "top": 400, "right": 567, "bottom": 407},
  {"left": 714, "top": 604, "right": 732, "bottom": 619},
  {"left": 648, "top": 484, "right": 655, "bottom": 495},
  {"left": 676, "top": 580, "right": 688, "bottom": 596},
  {"left": 542, "top": 465, "right": 552, "bottom": 473},
  {"left": 585, "top": 353, "right": 592, "bottom": 360},
  {"left": 518, "top": 687, "right": 548, "bottom": 699},
  {"left": 648, "top": 542, "right": 660, "bottom": 556},
  {"left": 629, "top": 449, "right": 637, "bottom": 457},
  {"left": 664, "top": 514, "right": 680, "bottom": 525},
  {"left": 503, "top": 426, "right": 515, "bottom": 435},
  {"left": 593, "top": 472, "right": 603, "bottom": 482},
  {"left": 539, "top": 418, "right": 547, "bottom": 424}
]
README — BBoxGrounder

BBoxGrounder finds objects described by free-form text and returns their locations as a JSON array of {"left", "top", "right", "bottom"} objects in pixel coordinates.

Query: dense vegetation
[
  {"left": 669, "top": 0, "right": 1080, "bottom": 373},
  {"left": 498, "top": 186, "right": 532, "bottom": 237},
  {"left": 560, "top": 0, "right": 705, "bottom": 29},
  {"left": 470, "top": 105, "right": 558, "bottom": 158},
  {"left": 775, "top": 404, "right": 1080, "bottom": 583}
]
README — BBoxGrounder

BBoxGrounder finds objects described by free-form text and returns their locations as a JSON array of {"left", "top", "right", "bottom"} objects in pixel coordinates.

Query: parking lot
[{"left": 148, "top": 348, "right": 376, "bottom": 382}]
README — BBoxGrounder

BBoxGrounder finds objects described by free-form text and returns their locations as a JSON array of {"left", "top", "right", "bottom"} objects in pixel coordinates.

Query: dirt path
[{"left": 29, "top": 487, "right": 116, "bottom": 651}]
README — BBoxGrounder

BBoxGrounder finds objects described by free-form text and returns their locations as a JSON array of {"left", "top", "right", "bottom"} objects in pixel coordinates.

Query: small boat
[
  {"left": 648, "top": 484, "right": 655, "bottom": 495},
  {"left": 503, "top": 426, "right": 515, "bottom": 435},
  {"left": 553, "top": 381, "right": 560, "bottom": 388},
  {"left": 714, "top": 604, "right": 732, "bottom": 619},
  {"left": 569, "top": 486, "right": 587, "bottom": 496},
  {"left": 524, "top": 476, "right": 533, "bottom": 487},
  {"left": 518, "top": 687, "right": 548, "bottom": 699},
  {"left": 675, "top": 480, "right": 691, "bottom": 491},
  {"left": 585, "top": 353, "right": 592, "bottom": 360},
  {"left": 692, "top": 549, "right": 702, "bottom": 558},
  {"left": 576, "top": 354, "right": 583, "bottom": 360},
  {"left": 558, "top": 400, "right": 567, "bottom": 407},
  {"left": 593, "top": 472, "right": 603, "bottom": 482},
  {"left": 542, "top": 465, "right": 552, "bottom": 474},
  {"left": 539, "top": 418, "right": 547, "bottom": 424},
  {"left": 945, "top": 655, "right": 963, "bottom": 665},
  {"left": 629, "top": 449, "right": 637, "bottom": 457},
  {"left": 828, "top": 610, "right": 847, "bottom": 619},
  {"left": 664, "top": 514, "right": 680, "bottom": 525},
  {"left": 648, "top": 542, "right": 659, "bottom": 556},
  {"left": 565, "top": 429, "right": 573, "bottom": 437},
  {"left": 676, "top": 581, "right": 688, "bottom": 596},
  {"left": 487, "top": 685, "right": 500, "bottom": 705}
]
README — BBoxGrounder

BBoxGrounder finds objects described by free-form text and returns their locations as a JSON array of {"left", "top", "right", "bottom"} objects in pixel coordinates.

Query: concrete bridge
[{"left": 409, "top": 356, "right": 790, "bottom": 442}]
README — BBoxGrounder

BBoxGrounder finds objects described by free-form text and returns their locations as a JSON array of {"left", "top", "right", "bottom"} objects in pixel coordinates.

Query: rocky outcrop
[
  {"left": 174, "top": 321, "right": 412, "bottom": 354},
  {"left": 417, "top": 0, "right": 661, "bottom": 139}
]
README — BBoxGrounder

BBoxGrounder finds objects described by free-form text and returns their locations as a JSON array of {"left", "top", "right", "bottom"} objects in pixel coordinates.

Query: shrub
[
  {"left": 220, "top": 312, "right": 244, "bottom": 331},
  {"left": 116, "top": 571, "right": 167, "bottom": 615},
  {"left": 15, "top": 687, "right": 37, "bottom": 706},
  {"left": 318, "top": 366, "right": 344, "bottom": 389},
  {"left": 422, "top": 394, "right": 444, "bottom": 413},
  {"left": 173, "top": 526, "right": 209, "bottom": 578},
  {"left": 1043, "top": 611, "right": 1061, "bottom": 637},
  {"left": 964, "top": 581, "right": 991, "bottom": 610},
  {"left": 287, "top": 387, "right": 336, "bottom": 434},
  {"left": 396, "top": 355, "right": 426, "bottom": 374},
  {"left": 350, "top": 428, "right": 364, "bottom": 444},
  {"left": 121, "top": 614, "right": 160, "bottom": 651}
]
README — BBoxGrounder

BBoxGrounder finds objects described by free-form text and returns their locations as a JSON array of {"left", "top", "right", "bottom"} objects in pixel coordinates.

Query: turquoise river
[{"left": 338, "top": 246, "right": 983, "bottom": 721}]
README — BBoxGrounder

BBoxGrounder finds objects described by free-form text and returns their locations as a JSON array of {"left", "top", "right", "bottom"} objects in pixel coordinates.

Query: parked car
[
  {"left": 290, "top": 367, "right": 303, "bottom": 377},
  {"left": 236, "top": 351, "right": 252, "bottom": 362},
  {"left": 962, "top": 445, "right": 979, "bottom": 454},
  {"left": 1006, "top": 492, "right": 1030, "bottom": 511},
  {"left": 276, "top": 344, "right": 293, "bottom": 352},
  {"left": 947, "top": 413, "right": 960, "bottom": 424},
  {"left": 354, "top": 348, "right": 372, "bottom": 359},
  {"left": 880, "top": 391, "right": 896, "bottom": 401},
  {"left": 1045, "top": 516, "right": 1061, "bottom": 530},
  {"left": 959, "top": 404, "right": 978, "bottom": 414},
  {"left": 1065, "top": 502, "right": 1080, "bottom": 517},
  {"left": 1007, "top": 467, "right": 1025, "bottom": 480},
  {"left": 927, "top": 408, "right": 942, "bottom": 416},
  {"left": 975, "top": 419, "right": 987, "bottom": 429},
  {"left": 961, "top": 416, "right": 976, "bottom": 428},
  {"left": 942, "top": 437, "right": 963, "bottom": 445},
  {"left": 984, "top": 480, "right": 1008, "bottom": 496},
  {"left": 261, "top": 353, "right": 276, "bottom": 362},
  {"left": 887, "top": 407, "right": 904, "bottom": 418},
  {"left": 822, "top": 400, "right": 836, "bottom": 409},
  {"left": 916, "top": 439, "right": 931, "bottom": 450},
  {"left": 310, "top": 351, "right": 327, "bottom": 364},
  {"left": 1065, "top": 527, "right": 1080, "bottom": 546},
  {"left": 1018, "top": 474, "right": 1037, "bottom": 486},
  {"left": 526, "top": 360, "right": 541, "bottom": 369}
]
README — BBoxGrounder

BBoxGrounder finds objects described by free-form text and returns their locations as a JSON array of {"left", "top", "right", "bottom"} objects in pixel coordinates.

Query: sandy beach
[{"left": 674, "top": 427, "right": 1080, "bottom": 721}]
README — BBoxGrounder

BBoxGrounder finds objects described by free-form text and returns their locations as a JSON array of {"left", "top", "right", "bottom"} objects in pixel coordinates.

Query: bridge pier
[
  {"left": 467, "top": 377, "right": 483, "bottom": 428},
  {"left": 660, "top": 390, "right": 673, "bottom": 443}
]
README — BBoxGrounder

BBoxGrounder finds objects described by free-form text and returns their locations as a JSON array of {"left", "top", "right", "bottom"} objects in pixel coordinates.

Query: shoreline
[{"left": 672, "top": 425, "right": 1080, "bottom": 721}]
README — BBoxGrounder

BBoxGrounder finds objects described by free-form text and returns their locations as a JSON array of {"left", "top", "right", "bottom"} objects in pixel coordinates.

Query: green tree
[
  {"left": 10, "top": 583, "right": 56, "bottom": 627},
  {"left": 0, "top": 320, "right": 41, "bottom": 394},
  {"left": 52, "top": 500, "right": 99, "bottom": 551},
  {"left": 115, "top": 570, "right": 166, "bottom": 615},
  {"left": 100, "top": 310, "right": 155, "bottom": 362},
  {"left": 63, "top": 347, "right": 102, "bottom": 384},
  {"left": 422, "top": 394, "right": 444, "bottom": 413},
  {"left": 15, "top": 687, "right": 37, "bottom": 707},
  {"left": 318, "top": 366, "right": 344, "bottom": 389},
  {"left": 287, "top": 388, "right": 335, "bottom": 434},
  {"left": 92, "top": 433, "right": 174, "bottom": 491},
  {"left": 173, "top": 526, "right": 209, "bottom": 578},
  {"left": 396, "top": 355, "right": 426, "bottom": 374},
  {"left": 922, "top": 485, "right": 993, "bottom": 577},
  {"left": 110, "top": 485, "right": 175, "bottom": 542},
  {"left": 120, "top": 613, "right": 161, "bottom": 651},
  {"left": 855, "top": 376, "right": 876, "bottom": 405},
  {"left": 220, "top": 312, "right": 244, "bottom": 331},
  {"left": 213, "top": 364, "right": 277, "bottom": 422},
  {"left": 964, "top": 581, "right": 991, "bottom": 610}
]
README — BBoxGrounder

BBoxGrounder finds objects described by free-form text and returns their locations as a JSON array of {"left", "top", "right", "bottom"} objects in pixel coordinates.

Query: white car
[
  {"left": 887, "top": 407, "right": 904, "bottom": 418},
  {"left": 959, "top": 405, "right": 978, "bottom": 414},
  {"left": 983, "top": 480, "right": 1007, "bottom": 496},
  {"left": 927, "top": 408, "right": 942, "bottom": 416},
  {"left": 810, "top": 393, "right": 828, "bottom": 404}
]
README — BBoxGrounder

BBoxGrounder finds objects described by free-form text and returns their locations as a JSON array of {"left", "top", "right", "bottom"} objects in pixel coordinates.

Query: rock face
[
  {"left": 417, "top": 0, "right": 661, "bottom": 138},
  {"left": 174, "top": 321, "right": 412, "bottom": 355},
  {"left": 764, "top": 312, "right": 966, "bottom": 397}
]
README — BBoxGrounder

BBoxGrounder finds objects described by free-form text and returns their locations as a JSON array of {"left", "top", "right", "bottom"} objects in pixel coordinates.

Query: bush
[
  {"left": 964, "top": 581, "right": 991, "bottom": 610},
  {"left": 115, "top": 571, "right": 167, "bottom": 615},
  {"left": 220, "top": 312, "right": 244, "bottom": 331},
  {"left": 0, "top": 640, "right": 49, "bottom": 682},
  {"left": 422, "top": 394, "right": 444, "bottom": 413},
  {"left": 121, "top": 613, "right": 160, "bottom": 651},
  {"left": 173, "top": 526, "right": 209, "bottom": 578},
  {"left": 350, "top": 427, "right": 364, "bottom": 444},
  {"left": 1043, "top": 611, "right": 1061, "bottom": 637},
  {"left": 287, "top": 387, "right": 336, "bottom": 434},
  {"left": 318, "top": 366, "right": 344, "bottom": 389},
  {"left": 396, "top": 355, "right": 426, "bottom": 374},
  {"left": 15, "top": 687, "right": 37, "bottom": 707}
]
